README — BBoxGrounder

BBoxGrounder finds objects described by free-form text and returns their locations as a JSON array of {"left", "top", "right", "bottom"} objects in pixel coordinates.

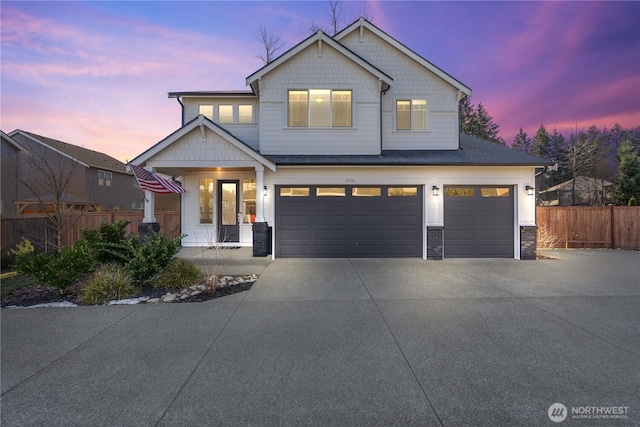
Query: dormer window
[
  {"left": 396, "top": 99, "right": 427, "bottom": 131},
  {"left": 288, "top": 89, "right": 352, "bottom": 128}
]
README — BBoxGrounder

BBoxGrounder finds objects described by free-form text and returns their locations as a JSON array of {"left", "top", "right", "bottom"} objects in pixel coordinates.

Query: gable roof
[
  {"left": 130, "top": 115, "right": 276, "bottom": 171},
  {"left": 334, "top": 18, "right": 472, "bottom": 96},
  {"left": 1, "top": 130, "right": 29, "bottom": 154},
  {"left": 8, "top": 130, "right": 128, "bottom": 174},
  {"left": 541, "top": 176, "right": 614, "bottom": 193},
  {"left": 266, "top": 134, "right": 552, "bottom": 167},
  {"left": 246, "top": 30, "right": 393, "bottom": 93}
]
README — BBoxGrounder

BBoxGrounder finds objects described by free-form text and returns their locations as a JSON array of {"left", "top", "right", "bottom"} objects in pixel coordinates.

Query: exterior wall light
[
  {"left": 525, "top": 185, "right": 535, "bottom": 196},
  {"left": 432, "top": 185, "right": 440, "bottom": 197},
  {"left": 263, "top": 186, "right": 268, "bottom": 197}
]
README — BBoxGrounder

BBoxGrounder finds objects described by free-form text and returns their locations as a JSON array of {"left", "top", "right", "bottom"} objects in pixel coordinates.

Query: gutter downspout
[
  {"left": 379, "top": 80, "right": 390, "bottom": 155},
  {"left": 175, "top": 96, "right": 185, "bottom": 126}
]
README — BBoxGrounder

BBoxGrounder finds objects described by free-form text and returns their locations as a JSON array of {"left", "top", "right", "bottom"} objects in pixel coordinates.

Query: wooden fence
[
  {"left": 536, "top": 206, "right": 640, "bottom": 249},
  {"left": 1, "top": 211, "right": 180, "bottom": 253}
]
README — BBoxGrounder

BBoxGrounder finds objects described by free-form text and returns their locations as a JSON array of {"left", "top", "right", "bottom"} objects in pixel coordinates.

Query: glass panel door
[{"left": 218, "top": 180, "right": 240, "bottom": 242}]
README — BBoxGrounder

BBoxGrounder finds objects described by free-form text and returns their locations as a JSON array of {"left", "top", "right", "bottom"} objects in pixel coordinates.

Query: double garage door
[
  {"left": 276, "top": 185, "right": 423, "bottom": 258},
  {"left": 274, "top": 184, "right": 514, "bottom": 258}
]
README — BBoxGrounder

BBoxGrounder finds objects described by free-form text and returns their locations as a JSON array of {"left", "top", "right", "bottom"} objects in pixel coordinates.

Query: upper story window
[
  {"left": 98, "top": 170, "right": 112, "bottom": 187},
  {"left": 218, "top": 105, "right": 233, "bottom": 123},
  {"left": 239, "top": 105, "right": 253, "bottom": 124},
  {"left": 199, "top": 105, "right": 214, "bottom": 120},
  {"left": 288, "top": 89, "right": 352, "bottom": 128},
  {"left": 396, "top": 99, "right": 427, "bottom": 131}
]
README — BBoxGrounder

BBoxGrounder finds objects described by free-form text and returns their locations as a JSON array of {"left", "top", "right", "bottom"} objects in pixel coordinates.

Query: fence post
[{"left": 610, "top": 205, "right": 616, "bottom": 249}]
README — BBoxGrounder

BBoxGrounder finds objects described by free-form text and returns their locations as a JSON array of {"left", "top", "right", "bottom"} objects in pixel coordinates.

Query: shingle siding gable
[
  {"left": 259, "top": 42, "right": 382, "bottom": 155},
  {"left": 339, "top": 28, "right": 461, "bottom": 150}
]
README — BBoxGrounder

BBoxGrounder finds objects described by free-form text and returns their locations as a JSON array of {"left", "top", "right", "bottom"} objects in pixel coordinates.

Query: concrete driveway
[{"left": 2, "top": 250, "right": 638, "bottom": 426}]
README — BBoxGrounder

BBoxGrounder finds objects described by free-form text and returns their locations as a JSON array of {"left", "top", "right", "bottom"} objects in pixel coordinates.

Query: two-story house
[
  {"left": 131, "top": 18, "right": 550, "bottom": 259},
  {"left": 6, "top": 130, "right": 144, "bottom": 214}
]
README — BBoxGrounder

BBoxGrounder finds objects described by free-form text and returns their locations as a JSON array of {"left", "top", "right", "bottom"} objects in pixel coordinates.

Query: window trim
[
  {"left": 98, "top": 170, "right": 112, "bottom": 187},
  {"left": 218, "top": 105, "right": 233, "bottom": 124},
  {"left": 395, "top": 98, "right": 428, "bottom": 131},
  {"left": 287, "top": 89, "right": 353, "bottom": 128}
]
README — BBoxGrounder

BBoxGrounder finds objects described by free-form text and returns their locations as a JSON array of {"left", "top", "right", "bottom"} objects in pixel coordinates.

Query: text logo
[{"left": 548, "top": 403, "right": 568, "bottom": 423}]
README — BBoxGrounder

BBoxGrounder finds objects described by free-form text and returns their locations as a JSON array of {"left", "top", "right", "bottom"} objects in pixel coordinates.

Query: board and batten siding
[
  {"left": 181, "top": 97, "right": 260, "bottom": 150},
  {"left": 259, "top": 43, "right": 382, "bottom": 155},
  {"left": 339, "top": 29, "right": 460, "bottom": 150}
]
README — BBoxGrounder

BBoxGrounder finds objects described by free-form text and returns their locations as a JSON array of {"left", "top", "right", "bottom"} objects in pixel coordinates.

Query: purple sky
[{"left": 2, "top": 1, "right": 639, "bottom": 162}]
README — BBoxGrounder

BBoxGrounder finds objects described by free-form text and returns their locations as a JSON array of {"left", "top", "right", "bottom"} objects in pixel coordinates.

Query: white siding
[
  {"left": 340, "top": 29, "right": 460, "bottom": 150},
  {"left": 180, "top": 170, "right": 257, "bottom": 247},
  {"left": 181, "top": 97, "right": 260, "bottom": 150},
  {"left": 259, "top": 42, "right": 381, "bottom": 155}
]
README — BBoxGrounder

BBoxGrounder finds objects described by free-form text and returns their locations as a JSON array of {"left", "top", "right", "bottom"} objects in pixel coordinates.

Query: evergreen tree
[
  {"left": 613, "top": 140, "right": 640, "bottom": 205},
  {"left": 459, "top": 96, "right": 476, "bottom": 136},
  {"left": 459, "top": 96, "right": 504, "bottom": 144},
  {"left": 531, "top": 124, "right": 552, "bottom": 160},
  {"left": 511, "top": 128, "right": 532, "bottom": 154}
]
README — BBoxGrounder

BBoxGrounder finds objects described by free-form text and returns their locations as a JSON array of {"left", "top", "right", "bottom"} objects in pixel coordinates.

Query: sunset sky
[{"left": 2, "top": 1, "right": 639, "bottom": 162}]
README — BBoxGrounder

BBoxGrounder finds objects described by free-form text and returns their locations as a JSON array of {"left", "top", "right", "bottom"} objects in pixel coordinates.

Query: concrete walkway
[{"left": 2, "top": 250, "right": 639, "bottom": 426}]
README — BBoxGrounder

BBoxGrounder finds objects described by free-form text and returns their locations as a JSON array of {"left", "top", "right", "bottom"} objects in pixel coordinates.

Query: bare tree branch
[{"left": 254, "top": 25, "right": 284, "bottom": 65}]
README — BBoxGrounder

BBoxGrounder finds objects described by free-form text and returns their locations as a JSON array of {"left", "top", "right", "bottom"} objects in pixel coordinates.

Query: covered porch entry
[{"left": 128, "top": 115, "right": 276, "bottom": 253}]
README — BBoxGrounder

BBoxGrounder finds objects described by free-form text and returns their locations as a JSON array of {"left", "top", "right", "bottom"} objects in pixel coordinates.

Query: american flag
[{"left": 129, "top": 164, "right": 187, "bottom": 194}]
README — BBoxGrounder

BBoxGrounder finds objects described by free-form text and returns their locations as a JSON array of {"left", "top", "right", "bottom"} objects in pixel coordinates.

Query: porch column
[
  {"left": 255, "top": 165, "right": 265, "bottom": 222},
  {"left": 143, "top": 189, "right": 156, "bottom": 223},
  {"left": 139, "top": 166, "right": 159, "bottom": 241}
]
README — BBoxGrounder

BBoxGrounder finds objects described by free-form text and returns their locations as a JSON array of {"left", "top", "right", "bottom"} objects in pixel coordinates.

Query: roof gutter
[{"left": 174, "top": 95, "right": 185, "bottom": 126}]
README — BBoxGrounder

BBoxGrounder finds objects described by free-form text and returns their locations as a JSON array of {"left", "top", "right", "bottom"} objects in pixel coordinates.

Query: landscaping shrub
[
  {"left": 126, "top": 232, "right": 183, "bottom": 281},
  {"left": 82, "top": 220, "right": 132, "bottom": 264},
  {"left": 80, "top": 263, "right": 138, "bottom": 305},
  {"left": 8, "top": 238, "right": 37, "bottom": 274},
  {"left": 9, "top": 238, "right": 95, "bottom": 292},
  {"left": 152, "top": 258, "right": 202, "bottom": 290}
]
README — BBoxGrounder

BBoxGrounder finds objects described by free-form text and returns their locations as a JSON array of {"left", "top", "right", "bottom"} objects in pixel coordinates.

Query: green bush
[
  {"left": 11, "top": 239, "right": 95, "bottom": 292},
  {"left": 80, "top": 263, "right": 138, "bottom": 305},
  {"left": 36, "top": 241, "right": 96, "bottom": 292},
  {"left": 82, "top": 220, "right": 132, "bottom": 264},
  {"left": 152, "top": 258, "right": 202, "bottom": 290},
  {"left": 8, "top": 238, "right": 36, "bottom": 274},
  {"left": 126, "top": 232, "right": 183, "bottom": 282}
]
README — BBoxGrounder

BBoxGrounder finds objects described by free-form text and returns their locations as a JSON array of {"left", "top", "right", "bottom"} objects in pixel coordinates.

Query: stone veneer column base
[
  {"left": 520, "top": 226, "right": 538, "bottom": 260},
  {"left": 252, "top": 222, "right": 271, "bottom": 257},
  {"left": 138, "top": 222, "right": 160, "bottom": 243},
  {"left": 427, "top": 226, "right": 444, "bottom": 260}
]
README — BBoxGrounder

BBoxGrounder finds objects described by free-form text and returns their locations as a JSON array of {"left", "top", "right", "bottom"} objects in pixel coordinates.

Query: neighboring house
[
  {"left": 539, "top": 176, "right": 613, "bottom": 206},
  {"left": 6, "top": 130, "right": 143, "bottom": 214},
  {"left": 131, "top": 18, "right": 550, "bottom": 259},
  {"left": 1, "top": 131, "right": 29, "bottom": 219}
]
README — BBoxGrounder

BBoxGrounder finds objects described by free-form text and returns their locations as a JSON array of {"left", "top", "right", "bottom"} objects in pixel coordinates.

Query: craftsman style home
[{"left": 131, "top": 19, "right": 550, "bottom": 259}]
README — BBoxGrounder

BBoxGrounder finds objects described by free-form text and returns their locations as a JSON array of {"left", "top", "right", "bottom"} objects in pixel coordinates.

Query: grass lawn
[{"left": 1, "top": 273, "right": 37, "bottom": 298}]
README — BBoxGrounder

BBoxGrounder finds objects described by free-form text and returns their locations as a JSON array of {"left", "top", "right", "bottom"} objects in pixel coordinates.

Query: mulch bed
[{"left": 1, "top": 281, "right": 254, "bottom": 308}]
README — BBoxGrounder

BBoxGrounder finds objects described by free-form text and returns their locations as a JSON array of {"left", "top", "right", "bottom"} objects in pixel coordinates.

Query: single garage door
[
  {"left": 276, "top": 185, "right": 422, "bottom": 258},
  {"left": 444, "top": 185, "right": 514, "bottom": 258}
]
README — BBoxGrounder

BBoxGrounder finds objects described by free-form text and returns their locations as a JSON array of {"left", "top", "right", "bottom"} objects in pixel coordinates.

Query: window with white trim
[
  {"left": 239, "top": 105, "right": 253, "bottom": 124},
  {"left": 199, "top": 105, "right": 214, "bottom": 120},
  {"left": 396, "top": 99, "right": 427, "bottom": 131},
  {"left": 288, "top": 89, "right": 352, "bottom": 128},
  {"left": 218, "top": 105, "right": 233, "bottom": 123}
]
